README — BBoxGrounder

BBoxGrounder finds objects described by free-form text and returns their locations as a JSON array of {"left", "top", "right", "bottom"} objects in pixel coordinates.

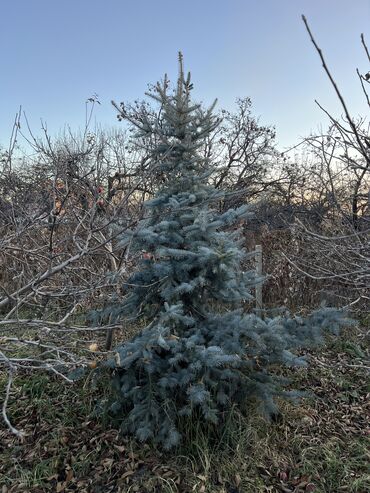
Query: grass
[{"left": 0, "top": 324, "right": 369, "bottom": 492}]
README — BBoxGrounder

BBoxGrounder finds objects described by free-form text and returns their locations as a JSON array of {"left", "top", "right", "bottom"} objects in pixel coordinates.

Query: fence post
[{"left": 255, "top": 244, "right": 263, "bottom": 310}]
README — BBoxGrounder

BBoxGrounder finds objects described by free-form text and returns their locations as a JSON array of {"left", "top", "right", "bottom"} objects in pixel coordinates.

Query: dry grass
[{"left": 0, "top": 324, "right": 369, "bottom": 493}]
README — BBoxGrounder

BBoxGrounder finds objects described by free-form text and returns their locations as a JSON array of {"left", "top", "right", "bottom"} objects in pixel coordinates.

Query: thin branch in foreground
[
  {"left": 361, "top": 33, "right": 370, "bottom": 63},
  {"left": 0, "top": 351, "right": 25, "bottom": 439},
  {"left": 302, "top": 15, "right": 370, "bottom": 163}
]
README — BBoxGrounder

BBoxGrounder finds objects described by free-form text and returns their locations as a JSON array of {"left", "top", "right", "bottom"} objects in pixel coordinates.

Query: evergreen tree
[{"left": 105, "top": 55, "right": 347, "bottom": 449}]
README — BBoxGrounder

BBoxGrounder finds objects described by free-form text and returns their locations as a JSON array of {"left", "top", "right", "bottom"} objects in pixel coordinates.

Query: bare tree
[
  {"left": 0, "top": 107, "right": 159, "bottom": 436},
  {"left": 281, "top": 17, "right": 370, "bottom": 308}
]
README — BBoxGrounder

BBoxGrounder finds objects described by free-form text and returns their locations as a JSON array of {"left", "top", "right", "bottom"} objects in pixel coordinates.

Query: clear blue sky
[{"left": 1, "top": 0, "right": 369, "bottom": 149}]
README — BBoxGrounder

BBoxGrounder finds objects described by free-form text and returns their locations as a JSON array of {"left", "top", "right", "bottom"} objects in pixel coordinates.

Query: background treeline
[{"left": 1, "top": 93, "right": 368, "bottom": 323}]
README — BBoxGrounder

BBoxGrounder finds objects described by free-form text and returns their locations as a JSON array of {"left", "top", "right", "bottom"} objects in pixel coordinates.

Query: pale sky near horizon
[{"left": 1, "top": 0, "right": 369, "bottom": 151}]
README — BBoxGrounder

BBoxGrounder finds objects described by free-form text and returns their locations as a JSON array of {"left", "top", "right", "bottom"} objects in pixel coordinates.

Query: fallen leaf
[
  {"left": 306, "top": 483, "right": 316, "bottom": 492},
  {"left": 65, "top": 468, "right": 73, "bottom": 482},
  {"left": 279, "top": 471, "right": 289, "bottom": 482},
  {"left": 114, "top": 444, "right": 126, "bottom": 453},
  {"left": 121, "top": 470, "right": 135, "bottom": 481}
]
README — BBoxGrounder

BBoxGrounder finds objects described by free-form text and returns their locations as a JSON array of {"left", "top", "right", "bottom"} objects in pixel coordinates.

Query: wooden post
[{"left": 255, "top": 244, "right": 263, "bottom": 310}]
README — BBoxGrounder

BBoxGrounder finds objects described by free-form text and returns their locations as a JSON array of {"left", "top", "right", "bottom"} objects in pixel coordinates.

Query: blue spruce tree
[{"left": 106, "top": 54, "right": 347, "bottom": 449}]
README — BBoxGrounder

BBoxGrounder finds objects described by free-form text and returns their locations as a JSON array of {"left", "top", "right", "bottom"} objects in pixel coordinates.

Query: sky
[{"left": 1, "top": 0, "right": 369, "bottom": 150}]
